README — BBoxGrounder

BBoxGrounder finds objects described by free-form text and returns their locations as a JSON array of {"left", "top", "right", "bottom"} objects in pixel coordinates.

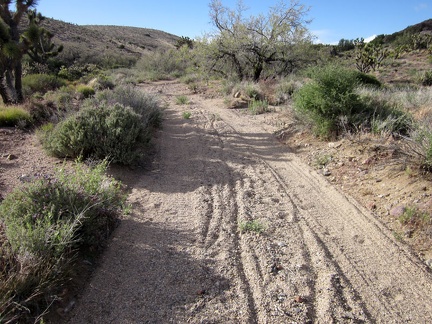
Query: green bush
[
  {"left": 293, "top": 65, "right": 399, "bottom": 138},
  {"left": 22, "top": 74, "right": 66, "bottom": 96},
  {"left": 0, "top": 106, "right": 32, "bottom": 127},
  {"left": 293, "top": 65, "right": 364, "bottom": 137},
  {"left": 40, "top": 103, "right": 145, "bottom": 164},
  {"left": 0, "top": 160, "right": 125, "bottom": 322},
  {"left": 94, "top": 85, "right": 162, "bottom": 130},
  {"left": 76, "top": 84, "right": 95, "bottom": 98}
]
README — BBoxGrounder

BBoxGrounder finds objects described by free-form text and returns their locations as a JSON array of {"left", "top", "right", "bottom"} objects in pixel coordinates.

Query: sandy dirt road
[{"left": 68, "top": 81, "right": 432, "bottom": 323}]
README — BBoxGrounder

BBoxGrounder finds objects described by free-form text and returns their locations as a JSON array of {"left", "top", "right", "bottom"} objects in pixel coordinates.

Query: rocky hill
[{"left": 39, "top": 18, "right": 180, "bottom": 67}]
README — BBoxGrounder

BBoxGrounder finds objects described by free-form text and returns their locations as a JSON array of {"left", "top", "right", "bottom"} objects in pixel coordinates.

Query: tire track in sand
[{"left": 68, "top": 81, "right": 432, "bottom": 323}]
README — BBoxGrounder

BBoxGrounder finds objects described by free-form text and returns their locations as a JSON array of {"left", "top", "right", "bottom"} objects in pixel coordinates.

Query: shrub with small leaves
[
  {"left": 40, "top": 103, "right": 145, "bottom": 164},
  {"left": 76, "top": 84, "right": 95, "bottom": 98}
]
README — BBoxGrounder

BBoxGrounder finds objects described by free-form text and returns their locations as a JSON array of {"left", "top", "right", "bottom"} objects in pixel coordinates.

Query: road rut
[{"left": 68, "top": 81, "right": 432, "bottom": 323}]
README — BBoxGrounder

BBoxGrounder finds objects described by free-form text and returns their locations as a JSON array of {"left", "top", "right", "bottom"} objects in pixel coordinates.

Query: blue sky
[{"left": 37, "top": 0, "right": 432, "bottom": 44}]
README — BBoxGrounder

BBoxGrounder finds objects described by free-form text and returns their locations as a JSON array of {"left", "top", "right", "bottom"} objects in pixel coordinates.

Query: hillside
[
  {"left": 39, "top": 18, "right": 180, "bottom": 67},
  {"left": 372, "top": 18, "right": 432, "bottom": 45}
]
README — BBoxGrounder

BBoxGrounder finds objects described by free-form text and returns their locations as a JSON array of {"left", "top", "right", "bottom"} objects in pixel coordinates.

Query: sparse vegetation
[
  {"left": 22, "top": 74, "right": 67, "bottom": 97},
  {"left": 176, "top": 95, "right": 189, "bottom": 105},
  {"left": 0, "top": 106, "right": 32, "bottom": 127},
  {"left": 182, "top": 111, "right": 192, "bottom": 119},
  {"left": 2, "top": 3, "right": 432, "bottom": 322},
  {"left": 239, "top": 220, "right": 266, "bottom": 234},
  {"left": 248, "top": 99, "right": 270, "bottom": 115},
  {"left": 0, "top": 159, "right": 125, "bottom": 323}
]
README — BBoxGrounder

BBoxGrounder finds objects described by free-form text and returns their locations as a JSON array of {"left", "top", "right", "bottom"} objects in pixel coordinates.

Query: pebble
[
  {"left": 390, "top": 205, "right": 406, "bottom": 217},
  {"left": 322, "top": 169, "right": 331, "bottom": 176}
]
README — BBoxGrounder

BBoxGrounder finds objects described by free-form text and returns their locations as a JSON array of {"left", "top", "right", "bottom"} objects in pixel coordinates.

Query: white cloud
[{"left": 364, "top": 35, "right": 377, "bottom": 43}]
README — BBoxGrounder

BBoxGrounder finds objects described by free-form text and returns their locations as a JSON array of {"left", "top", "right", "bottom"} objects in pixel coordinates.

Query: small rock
[
  {"left": 368, "top": 202, "right": 377, "bottom": 210},
  {"left": 7, "top": 154, "right": 18, "bottom": 160},
  {"left": 426, "top": 259, "right": 432, "bottom": 269},
  {"left": 270, "top": 263, "right": 283, "bottom": 274},
  {"left": 322, "top": 169, "right": 331, "bottom": 176},
  {"left": 18, "top": 174, "right": 32, "bottom": 183},
  {"left": 233, "top": 91, "right": 241, "bottom": 98},
  {"left": 328, "top": 142, "right": 342, "bottom": 148},
  {"left": 294, "top": 295, "right": 306, "bottom": 303},
  {"left": 362, "top": 157, "right": 373, "bottom": 165},
  {"left": 277, "top": 241, "right": 286, "bottom": 247},
  {"left": 390, "top": 205, "right": 406, "bottom": 217},
  {"left": 404, "top": 230, "right": 414, "bottom": 238}
]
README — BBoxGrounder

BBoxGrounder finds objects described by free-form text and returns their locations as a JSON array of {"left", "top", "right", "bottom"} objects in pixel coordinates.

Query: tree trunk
[
  {"left": 253, "top": 62, "right": 263, "bottom": 82},
  {"left": 0, "top": 73, "right": 12, "bottom": 104},
  {"left": 5, "top": 70, "right": 17, "bottom": 103},
  {"left": 14, "top": 62, "right": 23, "bottom": 103}
]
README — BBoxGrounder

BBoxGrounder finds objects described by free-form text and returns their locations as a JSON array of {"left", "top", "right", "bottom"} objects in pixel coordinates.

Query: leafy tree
[
  {"left": 206, "top": 0, "right": 313, "bottom": 81},
  {"left": 0, "top": 0, "right": 38, "bottom": 104}
]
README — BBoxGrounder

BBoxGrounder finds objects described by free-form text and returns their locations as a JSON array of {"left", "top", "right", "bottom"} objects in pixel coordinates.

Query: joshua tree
[
  {"left": 0, "top": 0, "right": 38, "bottom": 104},
  {"left": 22, "top": 10, "right": 63, "bottom": 66}
]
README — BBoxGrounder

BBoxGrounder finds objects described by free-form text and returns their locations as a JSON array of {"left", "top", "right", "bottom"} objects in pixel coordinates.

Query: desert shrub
[
  {"left": 27, "top": 86, "right": 77, "bottom": 125},
  {"left": 135, "top": 49, "right": 190, "bottom": 80},
  {"left": 0, "top": 160, "right": 124, "bottom": 322},
  {"left": 22, "top": 74, "right": 66, "bottom": 96},
  {"left": 293, "top": 65, "right": 365, "bottom": 137},
  {"left": 274, "top": 78, "right": 303, "bottom": 104},
  {"left": 76, "top": 84, "right": 95, "bottom": 98},
  {"left": 243, "top": 82, "right": 262, "bottom": 100},
  {"left": 248, "top": 99, "right": 270, "bottom": 115},
  {"left": 0, "top": 106, "right": 32, "bottom": 127},
  {"left": 176, "top": 95, "right": 189, "bottom": 105},
  {"left": 360, "top": 94, "right": 413, "bottom": 135},
  {"left": 293, "top": 64, "right": 405, "bottom": 138},
  {"left": 411, "top": 127, "right": 432, "bottom": 171},
  {"left": 420, "top": 70, "right": 432, "bottom": 86},
  {"left": 94, "top": 85, "right": 162, "bottom": 130},
  {"left": 399, "top": 206, "right": 431, "bottom": 228},
  {"left": 40, "top": 103, "right": 145, "bottom": 164}
]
